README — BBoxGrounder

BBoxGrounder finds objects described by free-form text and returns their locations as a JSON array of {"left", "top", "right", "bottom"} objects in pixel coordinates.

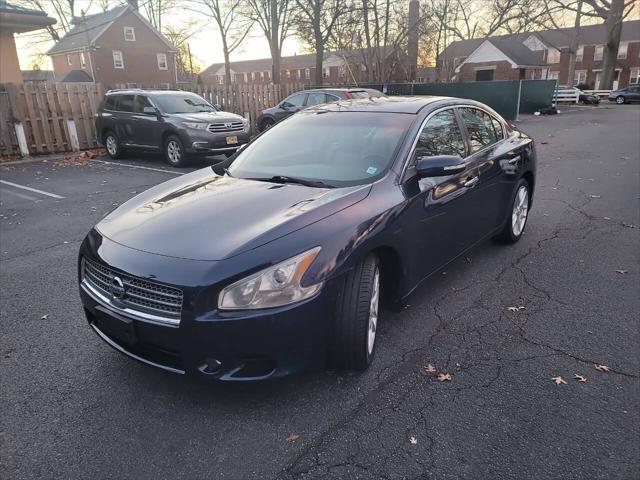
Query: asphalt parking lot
[{"left": 1, "top": 104, "right": 638, "bottom": 480}]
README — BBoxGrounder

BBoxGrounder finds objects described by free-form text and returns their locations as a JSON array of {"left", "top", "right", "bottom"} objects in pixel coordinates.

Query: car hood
[
  {"left": 96, "top": 169, "right": 371, "bottom": 261},
  {"left": 171, "top": 111, "right": 245, "bottom": 123}
]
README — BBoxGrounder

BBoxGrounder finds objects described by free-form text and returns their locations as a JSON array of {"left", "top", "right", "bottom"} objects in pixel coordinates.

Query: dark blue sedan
[{"left": 78, "top": 96, "right": 536, "bottom": 381}]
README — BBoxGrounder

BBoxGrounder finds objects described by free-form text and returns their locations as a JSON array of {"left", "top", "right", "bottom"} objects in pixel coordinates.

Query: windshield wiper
[{"left": 250, "top": 175, "right": 334, "bottom": 188}]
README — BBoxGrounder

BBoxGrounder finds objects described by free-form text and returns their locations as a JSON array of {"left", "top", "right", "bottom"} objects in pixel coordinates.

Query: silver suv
[{"left": 96, "top": 89, "right": 250, "bottom": 167}]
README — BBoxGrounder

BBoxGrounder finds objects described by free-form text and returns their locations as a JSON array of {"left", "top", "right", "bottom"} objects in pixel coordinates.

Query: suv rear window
[
  {"left": 117, "top": 95, "right": 135, "bottom": 112},
  {"left": 103, "top": 95, "right": 117, "bottom": 110}
]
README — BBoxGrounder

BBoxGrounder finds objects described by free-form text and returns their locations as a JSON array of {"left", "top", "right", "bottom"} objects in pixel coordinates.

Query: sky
[{"left": 14, "top": 0, "right": 303, "bottom": 72}]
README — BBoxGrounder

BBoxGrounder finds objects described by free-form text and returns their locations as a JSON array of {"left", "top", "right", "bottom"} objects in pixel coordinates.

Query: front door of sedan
[
  {"left": 401, "top": 108, "right": 485, "bottom": 283},
  {"left": 274, "top": 92, "right": 307, "bottom": 122}
]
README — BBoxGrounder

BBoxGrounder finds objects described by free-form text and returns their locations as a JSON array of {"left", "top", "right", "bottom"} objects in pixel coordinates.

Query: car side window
[
  {"left": 104, "top": 95, "right": 117, "bottom": 111},
  {"left": 282, "top": 93, "right": 306, "bottom": 108},
  {"left": 117, "top": 94, "right": 135, "bottom": 113},
  {"left": 135, "top": 95, "right": 153, "bottom": 113},
  {"left": 326, "top": 94, "right": 340, "bottom": 102},
  {"left": 415, "top": 109, "right": 466, "bottom": 158},
  {"left": 306, "top": 92, "right": 326, "bottom": 106},
  {"left": 460, "top": 108, "right": 501, "bottom": 153}
]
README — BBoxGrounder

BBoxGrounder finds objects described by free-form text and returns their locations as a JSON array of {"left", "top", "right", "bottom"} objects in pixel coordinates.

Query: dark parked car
[
  {"left": 256, "top": 88, "right": 372, "bottom": 131},
  {"left": 96, "top": 89, "right": 250, "bottom": 167},
  {"left": 79, "top": 96, "right": 536, "bottom": 381},
  {"left": 608, "top": 85, "right": 640, "bottom": 104}
]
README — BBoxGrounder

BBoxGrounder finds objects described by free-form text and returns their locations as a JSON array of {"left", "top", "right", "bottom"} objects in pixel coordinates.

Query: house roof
[
  {"left": 201, "top": 46, "right": 397, "bottom": 75},
  {"left": 0, "top": 0, "right": 56, "bottom": 33},
  {"left": 441, "top": 19, "right": 640, "bottom": 60},
  {"left": 56, "top": 69, "right": 94, "bottom": 82},
  {"left": 22, "top": 69, "right": 55, "bottom": 82},
  {"left": 47, "top": 5, "right": 175, "bottom": 55},
  {"left": 489, "top": 38, "right": 548, "bottom": 66}
]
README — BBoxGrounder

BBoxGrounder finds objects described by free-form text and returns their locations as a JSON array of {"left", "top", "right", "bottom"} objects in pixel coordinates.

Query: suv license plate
[{"left": 226, "top": 136, "right": 238, "bottom": 144}]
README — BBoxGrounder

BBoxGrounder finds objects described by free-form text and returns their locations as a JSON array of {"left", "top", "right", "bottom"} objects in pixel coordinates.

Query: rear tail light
[{"left": 344, "top": 91, "right": 352, "bottom": 99}]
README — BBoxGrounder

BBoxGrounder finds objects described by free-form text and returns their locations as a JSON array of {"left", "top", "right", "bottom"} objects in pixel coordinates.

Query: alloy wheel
[
  {"left": 616, "top": 96, "right": 625, "bottom": 104},
  {"left": 367, "top": 267, "right": 380, "bottom": 355},
  {"left": 167, "top": 140, "right": 181, "bottom": 164},
  {"left": 511, "top": 185, "right": 529, "bottom": 237},
  {"left": 106, "top": 136, "right": 117, "bottom": 156}
]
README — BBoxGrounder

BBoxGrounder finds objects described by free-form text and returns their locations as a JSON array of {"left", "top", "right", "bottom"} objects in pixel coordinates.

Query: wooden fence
[{"left": 0, "top": 81, "right": 309, "bottom": 157}]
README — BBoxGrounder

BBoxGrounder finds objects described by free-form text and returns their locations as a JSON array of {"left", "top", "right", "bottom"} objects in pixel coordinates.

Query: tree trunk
[
  {"left": 566, "top": 0, "right": 583, "bottom": 87},
  {"left": 222, "top": 41, "right": 231, "bottom": 86},
  {"left": 270, "top": 0, "right": 281, "bottom": 84},
  {"left": 600, "top": 0, "right": 624, "bottom": 90},
  {"left": 315, "top": 38, "right": 324, "bottom": 86}
]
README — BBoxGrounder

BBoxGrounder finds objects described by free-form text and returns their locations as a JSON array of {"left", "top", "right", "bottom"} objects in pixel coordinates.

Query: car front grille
[
  {"left": 83, "top": 257, "right": 183, "bottom": 321},
  {"left": 207, "top": 121, "right": 244, "bottom": 133}
]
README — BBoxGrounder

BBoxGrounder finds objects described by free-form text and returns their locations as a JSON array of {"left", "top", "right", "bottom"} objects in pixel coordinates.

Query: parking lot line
[
  {"left": 0, "top": 187, "right": 39, "bottom": 201},
  {"left": 0, "top": 180, "right": 64, "bottom": 199},
  {"left": 90, "top": 159, "right": 184, "bottom": 175}
]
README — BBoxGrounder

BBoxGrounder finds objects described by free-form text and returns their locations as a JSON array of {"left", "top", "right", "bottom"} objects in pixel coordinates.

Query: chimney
[{"left": 128, "top": 0, "right": 139, "bottom": 10}]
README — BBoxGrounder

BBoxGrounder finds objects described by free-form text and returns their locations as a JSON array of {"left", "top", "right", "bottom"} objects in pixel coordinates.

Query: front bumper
[
  {"left": 79, "top": 250, "right": 331, "bottom": 381},
  {"left": 182, "top": 129, "right": 251, "bottom": 155}
]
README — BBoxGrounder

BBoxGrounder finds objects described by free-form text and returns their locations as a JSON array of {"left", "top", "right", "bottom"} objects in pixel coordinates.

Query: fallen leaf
[
  {"left": 424, "top": 363, "right": 436, "bottom": 373},
  {"left": 589, "top": 195, "right": 601, "bottom": 198},
  {"left": 409, "top": 436, "right": 417, "bottom": 445},
  {"left": 574, "top": 373, "right": 587, "bottom": 382},
  {"left": 615, "top": 269, "right": 628, "bottom": 274},
  {"left": 286, "top": 433, "right": 299, "bottom": 442},
  {"left": 552, "top": 376, "right": 567, "bottom": 385},
  {"left": 507, "top": 306, "right": 526, "bottom": 312},
  {"left": 603, "top": 216, "right": 611, "bottom": 220},
  {"left": 437, "top": 373, "right": 452, "bottom": 382},
  {"left": 40, "top": 314, "right": 48, "bottom": 320},
  {"left": 594, "top": 364, "right": 610, "bottom": 372}
]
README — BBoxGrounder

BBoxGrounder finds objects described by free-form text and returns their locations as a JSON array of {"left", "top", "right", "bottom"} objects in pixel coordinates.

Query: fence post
[{"left": 5, "top": 84, "right": 29, "bottom": 156}]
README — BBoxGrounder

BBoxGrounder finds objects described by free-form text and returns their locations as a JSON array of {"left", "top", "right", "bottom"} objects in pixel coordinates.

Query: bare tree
[
  {"left": 242, "top": 0, "right": 294, "bottom": 83},
  {"left": 293, "top": 0, "right": 352, "bottom": 85},
  {"left": 188, "top": 0, "right": 252, "bottom": 85},
  {"left": 142, "top": 0, "right": 175, "bottom": 32},
  {"left": 163, "top": 22, "right": 203, "bottom": 82}
]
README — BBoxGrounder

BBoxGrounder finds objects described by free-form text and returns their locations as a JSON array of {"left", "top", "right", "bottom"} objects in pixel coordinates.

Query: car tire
[
  {"left": 327, "top": 254, "right": 380, "bottom": 371},
  {"left": 616, "top": 95, "right": 625, "bottom": 104},
  {"left": 259, "top": 117, "right": 275, "bottom": 132},
  {"left": 104, "top": 131, "right": 123, "bottom": 159},
  {"left": 164, "top": 135, "right": 189, "bottom": 167},
  {"left": 494, "top": 178, "right": 530, "bottom": 244}
]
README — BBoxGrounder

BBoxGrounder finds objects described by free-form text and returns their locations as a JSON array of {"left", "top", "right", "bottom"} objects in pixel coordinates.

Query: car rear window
[
  {"left": 116, "top": 95, "right": 135, "bottom": 112},
  {"left": 349, "top": 91, "right": 369, "bottom": 99},
  {"left": 103, "top": 95, "right": 117, "bottom": 110}
]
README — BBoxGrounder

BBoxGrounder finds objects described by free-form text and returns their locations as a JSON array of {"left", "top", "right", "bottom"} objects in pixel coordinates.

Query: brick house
[
  {"left": 440, "top": 20, "right": 640, "bottom": 89},
  {"left": 47, "top": 4, "right": 177, "bottom": 87},
  {"left": 200, "top": 47, "right": 409, "bottom": 85}
]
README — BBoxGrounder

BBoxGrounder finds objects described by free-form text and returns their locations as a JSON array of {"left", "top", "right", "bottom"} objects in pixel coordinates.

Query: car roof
[
  {"left": 105, "top": 89, "right": 193, "bottom": 96},
  {"left": 305, "top": 88, "right": 367, "bottom": 93},
  {"left": 304, "top": 96, "right": 463, "bottom": 114}
]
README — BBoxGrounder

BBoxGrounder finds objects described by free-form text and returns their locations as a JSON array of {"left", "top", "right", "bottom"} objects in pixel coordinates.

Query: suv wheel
[
  {"left": 164, "top": 135, "right": 189, "bottom": 167},
  {"left": 615, "top": 95, "right": 625, "bottom": 104},
  {"left": 104, "top": 131, "right": 122, "bottom": 159}
]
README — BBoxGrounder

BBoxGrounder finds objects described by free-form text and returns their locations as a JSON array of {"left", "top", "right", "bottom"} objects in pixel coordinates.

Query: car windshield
[
  {"left": 155, "top": 93, "right": 217, "bottom": 114},
  {"left": 228, "top": 111, "right": 412, "bottom": 187}
]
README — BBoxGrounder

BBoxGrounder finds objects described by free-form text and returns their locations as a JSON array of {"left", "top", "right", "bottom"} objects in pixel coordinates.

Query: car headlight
[
  {"left": 218, "top": 247, "right": 322, "bottom": 310},
  {"left": 183, "top": 122, "right": 208, "bottom": 130}
]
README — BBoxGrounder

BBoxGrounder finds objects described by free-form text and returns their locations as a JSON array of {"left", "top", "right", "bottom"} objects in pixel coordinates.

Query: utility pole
[
  {"left": 187, "top": 43, "right": 194, "bottom": 84},
  {"left": 81, "top": 10, "right": 97, "bottom": 83},
  {"left": 566, "top": 0, "right": 583, "bottom": 87}
]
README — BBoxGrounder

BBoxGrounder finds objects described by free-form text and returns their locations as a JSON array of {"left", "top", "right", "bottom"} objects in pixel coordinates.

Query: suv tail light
[{"left": 344, "top": 91, "right": 352, "bottom": 99}]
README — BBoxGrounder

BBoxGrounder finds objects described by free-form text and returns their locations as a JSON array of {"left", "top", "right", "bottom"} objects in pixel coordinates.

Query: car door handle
[
  {"left": 507, "top": 155, "right": 521, "bottom": 165},
  {"left": 464, "top": 176, "right": 479, "bottom": 188}
]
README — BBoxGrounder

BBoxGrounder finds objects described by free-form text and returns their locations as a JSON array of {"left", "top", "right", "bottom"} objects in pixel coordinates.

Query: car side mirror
[
  {"left": 416, "top": 155, "right": 466, "bottom": 178},
  {"left": 143, "top": 106, "right": 158, "bottom": 115},
  {"left": 280, "top": 103, "right": 290, "bottom": 110}
]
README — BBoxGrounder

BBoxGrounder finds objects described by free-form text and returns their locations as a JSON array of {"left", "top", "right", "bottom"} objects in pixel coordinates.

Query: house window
[
  {"left": 67, "top": 54, "right": 72, "bottom": 66},
  {"left": 218, "top": 75, "right": 224, "bottom": 84},
  {"left": 323, "top": 67, "right": 330, "bottom": 78},
  {"left": 285, "top": 69, "right": 291, "bottom": 79},
  {"left": 576, "top": 45, "right": 583, "bottom": 62},
  {"left": 80, "top": 52, "right": 86, "bottom": 69},
  {"left": 630, "top": 68, "right": 640, "bottom": 85},
  {"left": 305, "top": 68, "right": 310, "bottom": 80},
  {"left": 548, "top": 71, "right": 559, "bottom": 80},
  {"left": 594, "top": 45, "right": 604, "bottom": 61},
  {"left": 617, "top": 43, "right": 628, "bottom": 59},
  {"left": 112, "top": 50, "right": 124, "bottom": 69},
  {"left": 157, "top": 53, "right": 168, "bottom": 70},
  {"left": 547, "top": 48, "right": 560, "bottom": 64},
  {"left": 124, "top": 27, "right": 136, "bottom": 41},
  {"left": 243, "top": 73, "right": 248, "bottom": 82},
  {"left": 574, "top": 70, "right": 587, "bottom": 85}
]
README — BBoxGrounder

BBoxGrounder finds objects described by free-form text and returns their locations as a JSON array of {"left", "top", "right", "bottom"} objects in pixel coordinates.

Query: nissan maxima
[{"left": 79, "top": 97, "right": 536, "bottom": 381}]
